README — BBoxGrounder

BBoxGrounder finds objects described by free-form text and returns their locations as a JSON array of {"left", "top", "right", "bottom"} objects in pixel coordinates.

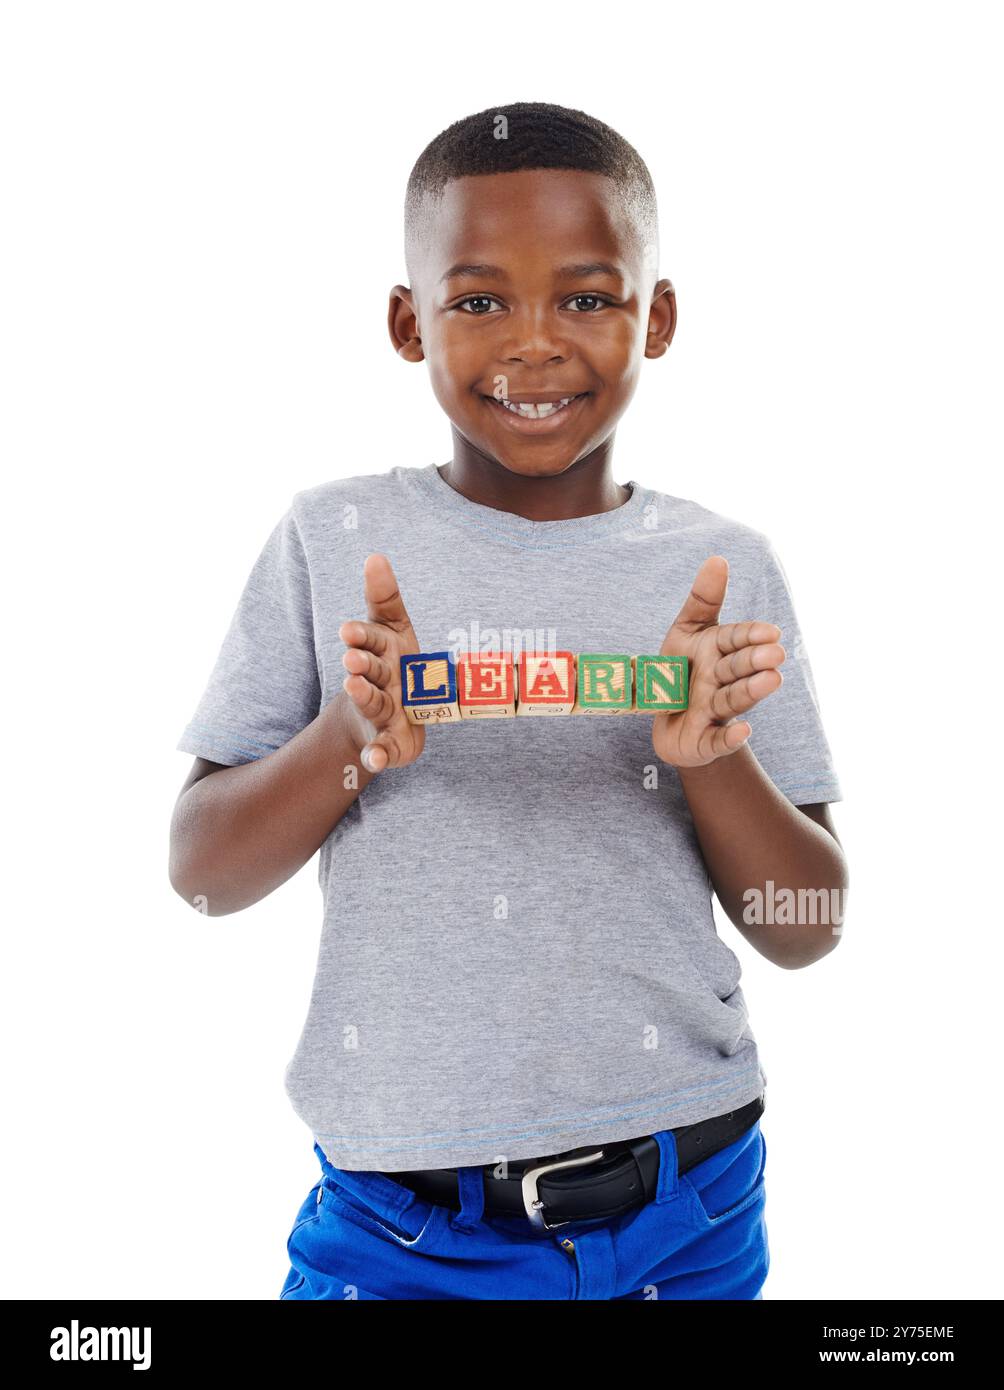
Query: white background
[{"left": 2, "top": 0, "right": 1000, "bottom": 1301}]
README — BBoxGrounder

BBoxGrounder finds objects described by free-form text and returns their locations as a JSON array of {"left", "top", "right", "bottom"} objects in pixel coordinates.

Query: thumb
[
  {"left": 667, "top": 556, "right": 729, "bottom": 634},
  {"left": 363, "top": 553, "right": 415, "bottom": 633}
]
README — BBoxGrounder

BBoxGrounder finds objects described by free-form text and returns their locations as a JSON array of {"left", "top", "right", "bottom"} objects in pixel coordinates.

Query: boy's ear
[
  {"left": 388, "top": 285, "right": 425, "bottom": 362},
  {"left": 645, "top": 278, "right": 677, "bottom": 359}
]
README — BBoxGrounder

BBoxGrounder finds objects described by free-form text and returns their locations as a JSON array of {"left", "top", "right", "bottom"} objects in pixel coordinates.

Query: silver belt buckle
[{"left": 520, "top": 1148, "right": 605, "bottom": 1231}]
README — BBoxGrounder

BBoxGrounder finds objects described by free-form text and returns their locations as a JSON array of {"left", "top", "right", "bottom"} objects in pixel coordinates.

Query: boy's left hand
[{"left": 651, "top": 556, "right": 786, "bottom": 769}]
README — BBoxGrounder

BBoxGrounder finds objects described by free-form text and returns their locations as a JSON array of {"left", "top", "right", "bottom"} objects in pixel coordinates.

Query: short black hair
[{"left": 404, "top": 101, "right": 659, "bottom": 287}]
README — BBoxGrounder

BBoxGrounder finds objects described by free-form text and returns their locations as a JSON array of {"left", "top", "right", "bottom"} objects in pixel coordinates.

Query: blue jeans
[{"left": 280, "top": 1118, "right": 769, "bottom": 1300}]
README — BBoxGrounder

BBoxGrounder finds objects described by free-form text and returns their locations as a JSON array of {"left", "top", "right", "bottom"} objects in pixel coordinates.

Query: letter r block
[{"left": 571, "top": 653, "right": 634, "bottom": 714}]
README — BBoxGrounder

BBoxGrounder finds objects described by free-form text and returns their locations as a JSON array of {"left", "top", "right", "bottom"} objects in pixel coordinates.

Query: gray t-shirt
[{"left": 176, "top": 463, "right": 843, "bottom": 1170}]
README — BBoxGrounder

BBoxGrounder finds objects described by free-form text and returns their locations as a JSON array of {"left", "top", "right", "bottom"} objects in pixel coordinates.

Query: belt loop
[
  {"left": 654, "top": 1128, "right": 683, "bottom": 1205},
  {"left": 449, "top": 1165, "right": 486, "bottom": 1232}
]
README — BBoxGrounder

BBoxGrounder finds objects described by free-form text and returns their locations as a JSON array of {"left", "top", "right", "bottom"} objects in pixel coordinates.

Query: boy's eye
[
  {"left": 454, "top": 294, "right": 611, "bottom": 314},
  {"left": 457, "top": 295, "right": 501, "bottom": 314}
]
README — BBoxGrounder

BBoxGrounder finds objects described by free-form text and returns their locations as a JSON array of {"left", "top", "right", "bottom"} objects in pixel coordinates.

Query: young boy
[{"left": 170, "top": 101, "right": 847, "bottom": 1301}]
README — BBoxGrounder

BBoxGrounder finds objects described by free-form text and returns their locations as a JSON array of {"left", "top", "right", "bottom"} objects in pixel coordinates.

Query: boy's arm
[
  {"left": 796, "top": 801, "right": 841, "bottom": 843},
  {"left": 169, "top": 690, "right": 375, "bottom": 917},
  {"left": 677, "top": 745, "right": 848, "bottom": 969},
  {"left": 651, "top": 542, "right": 846, "bottom": 968}
]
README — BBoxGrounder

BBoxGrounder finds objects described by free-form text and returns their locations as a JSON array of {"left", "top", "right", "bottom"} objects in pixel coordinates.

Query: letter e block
[{"left": 457, "top": 652, "right": 517, "bottom": 718}]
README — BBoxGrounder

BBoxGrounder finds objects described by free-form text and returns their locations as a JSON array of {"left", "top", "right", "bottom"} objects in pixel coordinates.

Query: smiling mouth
[{"left": 482, "top": 392, "right": 589, "bottom": 420}]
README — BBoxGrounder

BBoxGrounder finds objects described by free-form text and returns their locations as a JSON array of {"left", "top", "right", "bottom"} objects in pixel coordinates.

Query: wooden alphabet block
[
  {"left": 571, "top": 653, "right": 635, "bottom": 714},
  {"left": 634, "top": 654, "right": 688, "bottom": 711},
  {"left": 400, "top": 652, "right": 461, "bottom": 723},
  {"left": 515, "top": 651, "right": 576, "bottom": 715},
  {"left": 398, "top": 648, "right": 689, "bottom": 723},
  {"left": 457, "top": 652, "right": 517, "bottom": 718}
]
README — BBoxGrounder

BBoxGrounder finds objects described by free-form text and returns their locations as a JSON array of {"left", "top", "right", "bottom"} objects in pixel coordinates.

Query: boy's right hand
[{"left": 338, "top": 553, "right": 426, "bottom": 773}]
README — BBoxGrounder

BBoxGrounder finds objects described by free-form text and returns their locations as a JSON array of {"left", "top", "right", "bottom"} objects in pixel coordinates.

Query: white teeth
[{"left": 496, "top": 395, "right": 577, "bottom": 418}]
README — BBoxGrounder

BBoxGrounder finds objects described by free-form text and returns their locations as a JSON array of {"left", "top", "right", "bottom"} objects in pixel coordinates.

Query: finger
[
  {"left": 711, "top": 640, "right": 785, "bottom": 686},
  {"left": 666, "top": 556, "right": 729, "bottom": 635},
  {"left": 338, "top": 618, "right": 394, "bottom": 659},
  {"left": 342, "top": 644, "right": 394, "bottom": 690},
  {"left": 363, "top": 553, "right": 416, "bottom": 635},
  {"left": 341, "top": 671, "right": 396, "bottom": 725},
  {"left": 709, "top": 668, "right": 783, "bottom": 722},
  {"left": 360, "top": 727, "right": 405, "bottom": 772},
  {"left": 697, "top": 720, "right": 752, "bottom": 760},
  {"left": 359, "top": 741, "right": 389, "bottom": 773},
  {"left": 712, "top": 620, "right": 782, "bottom": 655}
]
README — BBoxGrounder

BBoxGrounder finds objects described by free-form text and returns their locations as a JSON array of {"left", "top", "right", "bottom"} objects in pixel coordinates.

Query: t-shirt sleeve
[
  {"left": 175, "top": 503, "right": 322, "bottom": 766},
  {"left": 741, "top": 537, "right": 844, "bottom": 805}
]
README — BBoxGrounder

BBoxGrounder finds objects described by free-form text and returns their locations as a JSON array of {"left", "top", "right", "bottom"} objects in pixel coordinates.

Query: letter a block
[
  {"left": 634, "top": 654, "right": 688, "bottom": 711},
  {"left": 515, "top": 651, "right": 577, "bottom": 715},
  {"left": 571, "top": 653, "right": 635, "bottom": 714},
  {"left": 457, "top": 652, "right": 517, "bottom": 718},
  {"left": 400, "top": 652, "right": 461, "bottom": 723}
]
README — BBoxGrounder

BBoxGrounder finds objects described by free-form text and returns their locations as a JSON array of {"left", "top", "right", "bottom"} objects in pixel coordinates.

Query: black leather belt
[{"left": 383, "top": 1092, "right": 765, "bottom": 1231}]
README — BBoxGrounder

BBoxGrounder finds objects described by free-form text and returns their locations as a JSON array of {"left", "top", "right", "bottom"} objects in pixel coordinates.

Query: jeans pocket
[
  {"left": 289, "top": 1181, "right": 324, "bottom": 1237},
  {"left": 320, "top": 1177, "right": 447, "bottom": 1254},
  {"left": 280, "top": 1181, "right": 325, "bottom": 1300},
  {"left": 682, "top": 1123, "right": 767, "bottom": 1227}
]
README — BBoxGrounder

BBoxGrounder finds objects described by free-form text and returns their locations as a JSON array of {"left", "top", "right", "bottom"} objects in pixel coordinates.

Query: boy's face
[{"left": 390, "top": 169, "right": 676, "bottom": 480}]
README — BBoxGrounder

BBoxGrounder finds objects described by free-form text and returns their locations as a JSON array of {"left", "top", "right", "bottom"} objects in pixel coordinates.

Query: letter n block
[
  {"left": 571, "top": 653, "right": 634, "bottom": 714},
  {"left": 400, "top": 652, "right": 461, "bottom": 723},
  {"left": 634, "top": 654, "right": 689, "bottom": 712},
  {"left": 457, "top": 652, "right": 517, "bottom": 718},
  {"left": 515, "top": 651, "right": 576, "bottom": 715}
]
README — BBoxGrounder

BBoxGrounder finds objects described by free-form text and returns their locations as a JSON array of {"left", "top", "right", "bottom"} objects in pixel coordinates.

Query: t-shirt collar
[{"left": 410, "top": 462, "right": 651, "bottom": 548}]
